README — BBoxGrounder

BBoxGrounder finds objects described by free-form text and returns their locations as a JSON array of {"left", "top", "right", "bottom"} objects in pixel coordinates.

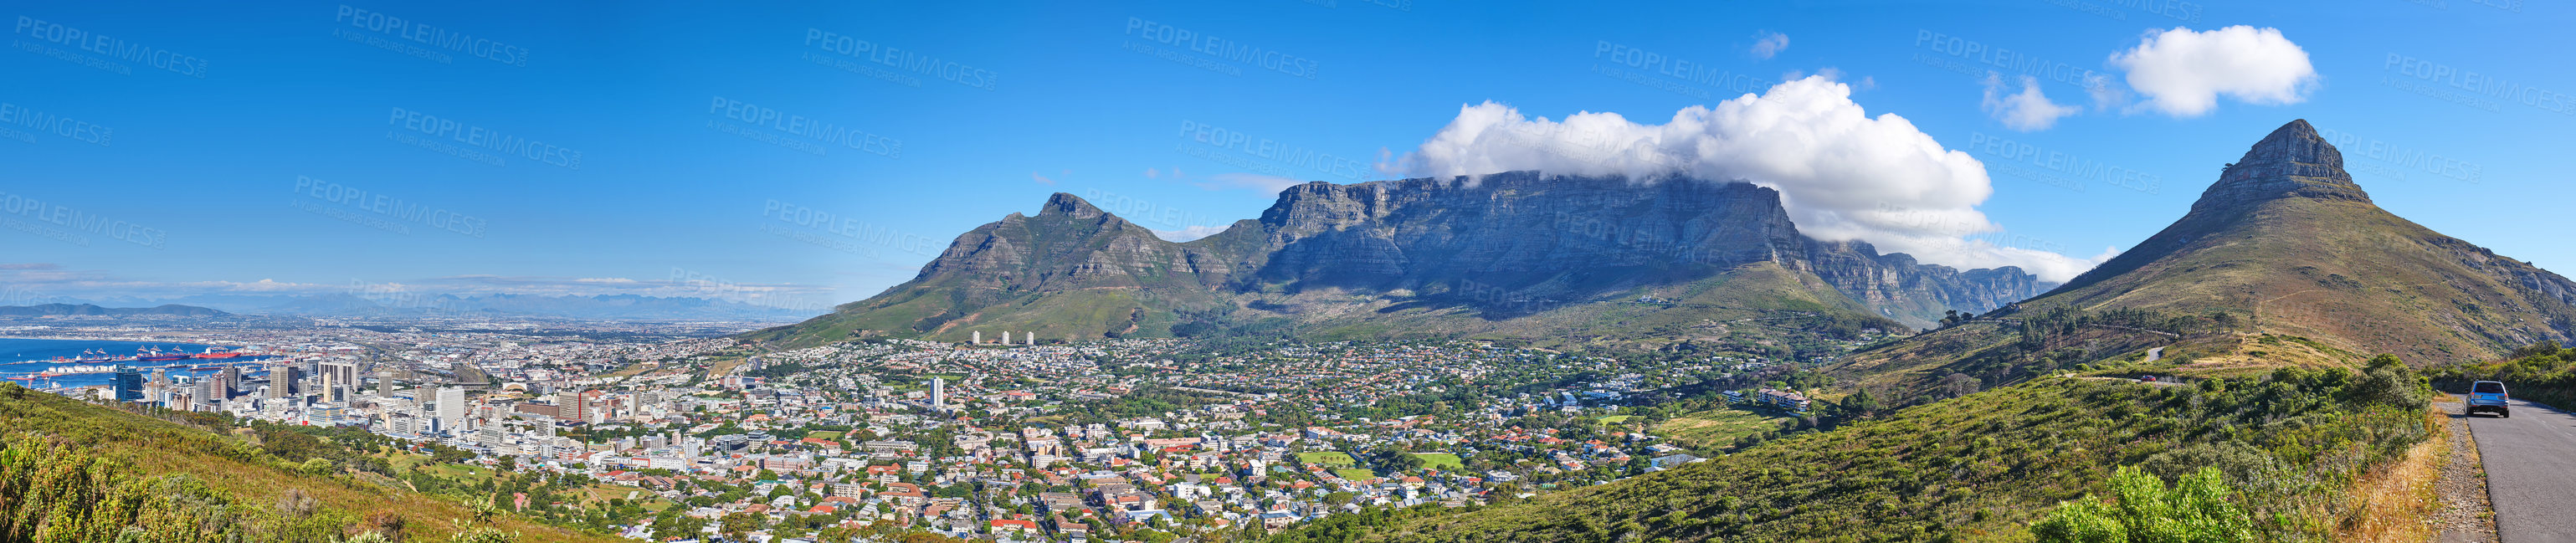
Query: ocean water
[{"left": 0, "top": 337, "right": 275, "bottom": 391}]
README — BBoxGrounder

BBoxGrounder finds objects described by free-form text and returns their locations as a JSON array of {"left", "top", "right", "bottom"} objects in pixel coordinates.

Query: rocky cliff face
[
  {"left": 2194, "top": 120, "right": 2372, "bottom": 213},
  {"left": 767, "top": 172, "right": 2053, "bottom": 344},
  {"left": 1800, "top": 241, "right": 2047, "bottom": 324},
  {"left": 1242, "top": 172, "right": 2044, "bottom": 325}
]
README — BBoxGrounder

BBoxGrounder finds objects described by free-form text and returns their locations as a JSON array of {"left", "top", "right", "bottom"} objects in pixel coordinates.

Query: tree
[
  {"left": 1840, "top": 389, "right": 1881, "bottom": 418},
  {"left": 1939, "top": 373, "right": 1983, "bottom": 398},
  {"left": 659, "top": 515, "right": 710, "bottom": 540},
  {"left": 721, "top": 511, "right": 762, "bottom": 540},
  {"left": 2033, "top": 466, "right": 2252, "bottom": 543}
]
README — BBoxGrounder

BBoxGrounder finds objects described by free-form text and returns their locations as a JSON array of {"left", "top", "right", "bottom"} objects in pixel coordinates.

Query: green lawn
[
  {"left": 807, "top": 431, "right": 844, "bottom": 441},
  {"left": 1653, "top": 406, "right": 1791, "bottom": 450},
  {"left": 1334, "top": 469, "right": 1379, "bottom": 481},
  {"left": 1412, "top": 453, "right": 1465, "bottom": 470},
  {"left": 1297, "top": 452, "right": 1356, "bottom": 467},
  {"left": 1598, "top": 415, "right": 1637, "bottom": 424}
]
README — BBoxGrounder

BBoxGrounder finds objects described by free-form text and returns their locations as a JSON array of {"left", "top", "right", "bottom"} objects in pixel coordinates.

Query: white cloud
[
  {"left": 1150, "top": 225, "right": 1232, "bottom": 243},
  {"left": 1981, "top": 72, "right": 2081, "bottom": 131},
  {"left": 1376, "top": 75, "right": 2108, "bottom": 281},
  {"left": 2107, "top": 26, "right": 2318, "bottom": 117},
  {"left": 1751, "top": 31, "right": 1790, "bottom": 59}
]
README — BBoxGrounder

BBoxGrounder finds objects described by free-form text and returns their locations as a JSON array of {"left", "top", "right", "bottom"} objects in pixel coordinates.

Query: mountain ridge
[
  {"left": 752, "top": 172, "right": 2049, "bottom": 347},
  {"left": 1834, "top": 118, "right": 2576, "bottom": 402}
]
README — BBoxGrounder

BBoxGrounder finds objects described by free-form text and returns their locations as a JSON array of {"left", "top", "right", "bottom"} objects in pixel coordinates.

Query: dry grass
[{"left": 2337, "top": 408, "right": 2448, "bottom": 543}]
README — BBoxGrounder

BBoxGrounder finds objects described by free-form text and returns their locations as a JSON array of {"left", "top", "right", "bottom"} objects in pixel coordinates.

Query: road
[{"left": 2466, "top": 397, "right": 2576, "bottom": 542}]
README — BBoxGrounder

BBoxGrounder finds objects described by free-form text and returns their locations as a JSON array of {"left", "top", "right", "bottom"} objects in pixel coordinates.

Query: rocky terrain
[{"left": 751, "top": 172, "right": 2049, "bottom": 346}]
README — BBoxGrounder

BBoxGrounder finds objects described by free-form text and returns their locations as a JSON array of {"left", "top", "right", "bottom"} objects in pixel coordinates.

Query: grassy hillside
[
  {"left": 2038, "top": 195, "right": 2570, "bottom": 365},
  {"left": 1275, "top": 361, "right": 2432, "bottom": 543},
  {"left": 0, "top": 384, "right": 623, "bottom": 543},
  {"left": 1250, "top": 262, "right": 1904, "bottom": 351}
]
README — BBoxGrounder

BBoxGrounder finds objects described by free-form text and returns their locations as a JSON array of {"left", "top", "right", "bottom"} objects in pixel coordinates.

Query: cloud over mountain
[{"left": 1375, "top": 75, "right": 2107, "bottom": 281}]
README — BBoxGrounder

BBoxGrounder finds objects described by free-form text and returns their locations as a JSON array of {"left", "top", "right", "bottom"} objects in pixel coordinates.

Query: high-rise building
[
  {"left": 319, "top": 361, "right": 357, "bottom": 395},
  {"left": 218, "top": 366, "right": 243, "bottom": 397},
  {"left": 320, "top": 370, "right": 339, "bottom": 403},
  {"left": 930, "top": 377, "right": 946, "bottom": 410},
  {"left": 562, "top": 388, "right": 588, "bottom": 423},
  {"left": 193, "top": 377, "right": 218, "bottom": 410},
  {"left": 377, "top": 369, "right": 396, "bottom": 397},
  {"left": 110, "top": 366, "right": 142, "bottom": 402},
  {"left": 435, "top": 387, "right": 466, "bottom": 433},
  {"left": 269, "top": 366, "right": 301, "bottom": 399},
  {"left": 972, "top": 330, "right": 980, "bottom": 344},
  {"left": 144, "top": 369, "right": 167, "bottom": 404}
]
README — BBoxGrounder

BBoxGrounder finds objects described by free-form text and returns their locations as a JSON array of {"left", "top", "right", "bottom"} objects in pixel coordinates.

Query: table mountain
[{"left": 746, "top": 172, "right": 2048, "bottom": 346}]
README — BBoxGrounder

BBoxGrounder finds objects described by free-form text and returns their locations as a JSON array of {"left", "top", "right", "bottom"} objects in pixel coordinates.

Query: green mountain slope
[
  {"left": 0, "top": 384, "right": 623, "bottom": 543},
  {"left": 1828, "top": 120, "right": 2576, "bottom": 400},
  {"left": 1276, "top": 367, "right": 2429, "bottom": 542}
]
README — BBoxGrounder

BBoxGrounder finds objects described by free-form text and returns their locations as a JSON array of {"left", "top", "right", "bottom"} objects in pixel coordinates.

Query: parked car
[{"left": 2467, "top": 381, "right": 2512, "bottom": 418}]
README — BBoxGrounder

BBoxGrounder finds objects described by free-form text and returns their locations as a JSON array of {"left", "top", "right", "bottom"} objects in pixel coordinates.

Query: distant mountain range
[
  {"left": 0, "top": 303, "right": 229, "bottom": 317},
  {"left": 21, "top": 294, "right": 819, "bottom": 321},
  {"left": 749, "top": 172, "right": 2050, "bottom": 347}
]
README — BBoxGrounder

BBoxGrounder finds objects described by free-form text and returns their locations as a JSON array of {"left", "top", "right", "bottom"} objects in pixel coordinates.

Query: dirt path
[{"left": 2436, "top": 397, "right": 2499, "bottom": 543}]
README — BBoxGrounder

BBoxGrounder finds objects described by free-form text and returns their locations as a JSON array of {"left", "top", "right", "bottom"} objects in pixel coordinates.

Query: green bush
[{"left": 2033, "top": 466, "right": 2253, "bottom": 543}]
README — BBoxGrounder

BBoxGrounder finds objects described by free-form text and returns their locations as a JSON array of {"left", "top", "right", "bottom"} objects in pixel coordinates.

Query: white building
[{"left": 436, "top": 387, "right": 467, "bottom": 433}]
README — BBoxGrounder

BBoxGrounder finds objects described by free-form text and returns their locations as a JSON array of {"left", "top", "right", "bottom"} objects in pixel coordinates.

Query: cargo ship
[
  {"left": 134, "top": 348, "right": 192, "bottom": 362},
  {"left": 70, "top": 349, "right": 116, "bottom": 362},
  {"left": 192, "top": 347, "right": 244, "bottom": 359}
]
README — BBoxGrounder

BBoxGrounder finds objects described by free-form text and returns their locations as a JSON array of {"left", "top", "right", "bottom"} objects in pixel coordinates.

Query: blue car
[{"left": 2468, "top": 381, "right": 2512, "bottom": 418}]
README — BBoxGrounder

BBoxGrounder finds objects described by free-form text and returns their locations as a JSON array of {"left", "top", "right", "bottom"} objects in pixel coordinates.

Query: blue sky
[{"left": 3, "top": 0, "right": 2569, "bottom": 312}]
